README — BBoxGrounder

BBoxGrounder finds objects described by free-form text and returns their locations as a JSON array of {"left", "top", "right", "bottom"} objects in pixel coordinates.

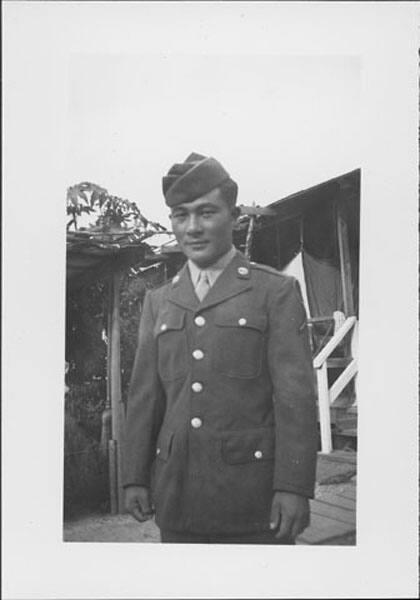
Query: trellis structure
[{"left": 66, "top": 227, "right": 178, "bottom": 513}]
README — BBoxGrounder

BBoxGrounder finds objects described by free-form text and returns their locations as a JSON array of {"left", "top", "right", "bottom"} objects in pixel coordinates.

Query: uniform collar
[
  {"left": 168, "top": 250, "right": 252, "bottom": 312},
  {"left": 188, "top": 245, "right": 237, "bottom": 288}
]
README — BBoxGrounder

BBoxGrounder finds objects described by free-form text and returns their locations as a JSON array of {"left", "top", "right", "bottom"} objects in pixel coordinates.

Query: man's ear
[{"left": 231, "top": 206, "right": 241, "bottom": 220}]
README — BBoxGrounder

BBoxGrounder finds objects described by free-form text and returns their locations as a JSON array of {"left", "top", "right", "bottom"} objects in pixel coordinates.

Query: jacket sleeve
[
  {"left": 122, "top": 290, "right": 166, "bottom": 488},
  {"left": 267, "top": 276, "right": 318, "bottom": 498}
]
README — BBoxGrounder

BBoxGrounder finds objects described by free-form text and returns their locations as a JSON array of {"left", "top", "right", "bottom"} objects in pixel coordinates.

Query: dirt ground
[
  {"left": 63, "top": 452, "right": 356, "bottom": 544},
  {"left": 64, "top": 511, "right": 160, "bottom": 543}
]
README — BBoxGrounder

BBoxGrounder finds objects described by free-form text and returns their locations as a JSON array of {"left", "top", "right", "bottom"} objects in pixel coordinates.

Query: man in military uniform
[{"left": 123, "top": 153, "right": 318, "bottom": 544}]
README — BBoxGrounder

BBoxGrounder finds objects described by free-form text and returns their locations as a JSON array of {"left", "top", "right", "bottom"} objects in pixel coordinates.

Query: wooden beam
[
  {"left": 336, "top": 201, "right": 355, "bottom": 316},
  {"left": 308, "top": 317, "right": 335, "bottom": 324},
  {"left": 317, "top": 363, "right": 333, "bottom": 454},
  {"left": 108, "top": 270, "right": 125, "bottom": 513},
  {"left": 239, "top": 205, "right": 277, "bottom": 217},
  {"left": 313, "top": 317, "right": 357, "bottom": 368},
  {"left": 330, "top": 359, "right": 358, "bottom": 404},
  {"left": 99, "top": 289, "right": 113, "bottom": 456},
  {"left": 244, "top": 215, "right": 255, "bottom": 260},
  {"left": 108, "top": 439, "right": 118, "bottom": 515}
]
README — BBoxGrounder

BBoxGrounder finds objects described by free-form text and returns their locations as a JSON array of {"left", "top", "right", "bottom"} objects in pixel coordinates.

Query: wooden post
[
  {"left": 336, "top": 201, "right": 355, "bottom": 316},
  {"left": 244, "top": 215, "right": 255, "bottom": 260},
  {"left": 108, "top": 269, "right": 125, "bottom": 513},
  {"left": 108, "top": 439, "right": 118, "bottom": 514},
  {"left": 100, "top": 293, "right": 113, "bottom": 457},
  {"left": 351, "top": 320, "right": 359, "bottom": 406},
  {"left": 317, "top": 363, "right": 333, "bottom": 453}
]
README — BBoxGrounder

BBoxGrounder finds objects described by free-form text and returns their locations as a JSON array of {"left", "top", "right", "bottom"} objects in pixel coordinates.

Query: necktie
[{"left": 195, "top": 271, "right": 211, "bottom": 301}]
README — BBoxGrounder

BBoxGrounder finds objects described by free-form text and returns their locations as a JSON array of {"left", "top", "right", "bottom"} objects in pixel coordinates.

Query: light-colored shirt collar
[{"left": 188, "top": 246, "right": 237, "bottom": 288}]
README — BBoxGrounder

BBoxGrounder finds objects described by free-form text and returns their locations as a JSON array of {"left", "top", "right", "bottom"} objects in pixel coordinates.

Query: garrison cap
[{"left": 162, "top": 152, "right": 231, "bottom": 207}]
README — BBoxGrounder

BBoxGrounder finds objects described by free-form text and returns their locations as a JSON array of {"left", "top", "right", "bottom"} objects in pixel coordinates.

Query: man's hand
[
  {"left": 125, "top": 485, "right": 154, "bottom": 523},
  {"left": 269, "top": 491, "right": 310, "bottom": 541}
]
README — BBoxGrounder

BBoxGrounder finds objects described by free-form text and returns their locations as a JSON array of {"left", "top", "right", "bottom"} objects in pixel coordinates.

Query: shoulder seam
[
  {"left": 149, "top": 279, "right": 172, "bottom": 292},
  {"left": 250, "top": 262, "right": 286, "bottom": 277}
]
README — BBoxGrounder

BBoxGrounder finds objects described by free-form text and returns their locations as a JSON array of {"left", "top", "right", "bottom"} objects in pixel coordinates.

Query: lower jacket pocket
[
  {"left": 221, "top": 427, "right": 275, "bottom": 465},
  {"left": 155, "top": 430, "right": 174, "bottom": 462}
]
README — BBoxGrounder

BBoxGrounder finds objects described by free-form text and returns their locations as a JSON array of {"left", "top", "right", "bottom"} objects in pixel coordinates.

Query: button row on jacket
[
  {"left": 191, "top": 417, "right": 202, "bottom": 429},
  {"left": 162, "top": 317, "right": 247, "bottom": 332},
  {"left": 156, "top": 441, "right": 262, "bottom": 454},
  {"left": 191, "top": 382, "right": 203, "bottom": 392},
  {"left": 192, "top": 349, "right": 204, "bottom": 360}
]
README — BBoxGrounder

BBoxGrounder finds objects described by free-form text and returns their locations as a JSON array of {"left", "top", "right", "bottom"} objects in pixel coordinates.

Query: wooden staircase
[
  {"left": 331, "top": 391, "right": 357, "bottom": 451},
  {"left": 309, "top": 313, "right": 358, "bottom": 453},
  {"left": 329, "top": 356, "right": 357, "bottom": 449}
]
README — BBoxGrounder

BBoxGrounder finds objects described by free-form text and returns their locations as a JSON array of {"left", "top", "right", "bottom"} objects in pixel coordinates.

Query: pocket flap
[
  {"left": 155, "top": 311, "right": 185, "bottom": 336},
  {"left": 215, "top": 313, "right": 267, "bottom": 332},
  {"left": 221, "top": 428, "right": 275, "bottom": 465},
  {"left": 155, "top": 430, "right": 174, "bottom": 461}
]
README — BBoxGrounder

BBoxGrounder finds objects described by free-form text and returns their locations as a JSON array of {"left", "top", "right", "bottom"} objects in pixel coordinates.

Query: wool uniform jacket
[{"left": 123, "top": 251, "right": 318, "bottom": 534}]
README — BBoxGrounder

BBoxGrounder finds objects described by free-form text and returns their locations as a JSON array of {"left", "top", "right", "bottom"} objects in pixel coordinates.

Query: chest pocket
[
  {"left": 155, "top": 310, "right": 188, "bottom": 381},
  {"left": 212, "top": 313, "right": 267, "bottom": 379}
]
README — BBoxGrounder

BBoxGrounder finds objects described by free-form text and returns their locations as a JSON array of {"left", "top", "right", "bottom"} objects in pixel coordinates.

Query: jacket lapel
[
  {"left": 167, "top": 251, "right": 253, "bottom": 312},
  {"left": 167, "top": 263, "right": 200, "bottom": 311},
  {"left": 199, "top": 252, "right": 252, "bottom": 311}
]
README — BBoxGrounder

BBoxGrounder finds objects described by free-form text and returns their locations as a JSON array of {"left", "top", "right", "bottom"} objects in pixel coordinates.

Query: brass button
[
  {"left": 238, "top": 267, "right": 249, "bottom": 276},
  {"left": 238, "top": 318, "right": 247, "bottom": 326},
  {"left": 194, "top": 315, "right": 206, "bottom": 327},
  {"left": 192, "top": 349, "right": 204, "bottom": 360},
  {"left": 191, "top": 382, "right": 203, "bottom": 393},
  {"left": 191, "top": 417, "right": 202, "bottom": 429},
  {"left": 254, "top": 450, "right": 263, "bottom": 459},
  {"left": 160, "top": 323, "right": 167, "bottom": 332},
  {"left": 156, "top": 448, "right": 161, "bottom": 456}
]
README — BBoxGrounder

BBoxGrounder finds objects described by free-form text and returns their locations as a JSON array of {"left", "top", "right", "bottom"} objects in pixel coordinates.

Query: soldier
[{"left": 123, "top": 152, "right": 318, "bottom": 544}]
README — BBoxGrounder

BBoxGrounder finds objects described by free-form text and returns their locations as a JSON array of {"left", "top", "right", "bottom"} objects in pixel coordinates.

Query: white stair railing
[{"left": 313, "top": 316, "right": 358, "bottom": 453}]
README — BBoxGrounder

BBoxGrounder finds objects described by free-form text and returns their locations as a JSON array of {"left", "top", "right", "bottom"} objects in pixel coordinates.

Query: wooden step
[
  {"left": 327, "top": 358, "right": 353, "bottom": 368},
  {"left": 316, "top": 492, "right": 356, "bottom": 511},
  {"left": 333, "top": 429, "right": 357, "bottom": 451},
  {"left": 334, "top": 407, "right": 357, "bottom": 422},
  {"left": 338, "top": 428, "right": 357, "bottom": 437},
  {"left": 309, "top": 498, "right": 355, "bottom": 525},
  {"left": 331, "top": 394, "right": 355, "bottom": 409},
  {"left": 318, "top": 450, "right": 357, "bottom": 465},
  {"left": 296, "top": 484, "right": 356, "bottom": 545},
  {"left": 336, "top": 415, "right": 357, "bottom": 429}
]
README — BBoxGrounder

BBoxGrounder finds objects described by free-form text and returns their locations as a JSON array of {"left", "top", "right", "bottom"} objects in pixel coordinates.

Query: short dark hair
[{"left": 218, "top": 178, "right": 238, "bottom": 207}]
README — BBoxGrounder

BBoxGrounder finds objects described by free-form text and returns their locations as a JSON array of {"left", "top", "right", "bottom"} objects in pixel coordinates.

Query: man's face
[{"left": 170, "top": 187, "right": 238, "bottom": 268}]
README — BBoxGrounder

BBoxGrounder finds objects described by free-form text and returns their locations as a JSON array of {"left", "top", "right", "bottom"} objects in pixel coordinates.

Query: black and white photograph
[
  {"left": 3, "top": 2, "right": 419, "bottom": 598},
  {"left": 64, "top": 54, "right": 360, "bottom": 546}
]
